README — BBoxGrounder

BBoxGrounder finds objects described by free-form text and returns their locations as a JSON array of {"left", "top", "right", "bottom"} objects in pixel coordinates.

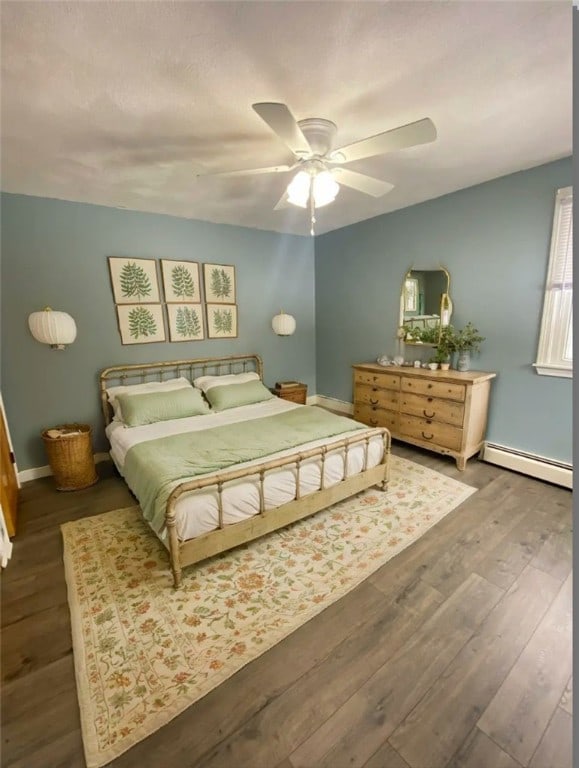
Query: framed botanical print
[
  {"left": 108, "top": 257, "right": 160, "bottom": 304},
  {"left": 116, "top": 304, "right": 166, "bottom": 345},
  {"left": 206, "top": 304, "right": 238, "bottom": 339},
  {"left": 161, "top": 260, "right": 201, "bottom": 303},
  {"left": 203, "top": 263, "right": 236, "bottom": 304},
  {"left": 167, "top": 303, "right": 205, "bottom": 342}
]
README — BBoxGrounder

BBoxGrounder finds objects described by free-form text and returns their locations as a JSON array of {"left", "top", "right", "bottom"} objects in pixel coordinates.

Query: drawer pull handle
[
  {"left": 373, "top": 376, "right": 378, "bottom": 381},
  {"left": 370, "top": 398, "right": 379, "bottom": 405},
  {"left": 370, "top": 419, "right": 378, "bottom": 426},
  {"left": 421, "top": 431, "right": 434, "bottom": 440},
  {"left": 423, "top": 409, "right": 435, "bottom": 418},
  {"left": 427, "top": 397, "right": 433, "bottom": 402},
  {"left": 427, "top": 383, "right": 433, "bottom": 389},
  {"left": 372, "top": 387, "right": 378, "bottom": 392}
]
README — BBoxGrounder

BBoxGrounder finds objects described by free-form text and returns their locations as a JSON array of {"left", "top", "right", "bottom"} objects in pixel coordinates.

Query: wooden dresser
[{"left": 352, "top": 363, "right": 496, "bottom": 470}]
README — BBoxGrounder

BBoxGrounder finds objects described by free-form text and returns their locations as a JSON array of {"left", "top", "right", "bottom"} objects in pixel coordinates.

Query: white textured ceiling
[{"left": 0, "top": 1, "right": 572, "bottom": 236}]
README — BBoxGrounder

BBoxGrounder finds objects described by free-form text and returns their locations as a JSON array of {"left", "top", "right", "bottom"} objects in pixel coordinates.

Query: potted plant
[
  {"left": 452, "top": 322, "right": 485, "bottom": 371},
  {"left": 435, "top": 325, "right": 455, "bottom": 370}
]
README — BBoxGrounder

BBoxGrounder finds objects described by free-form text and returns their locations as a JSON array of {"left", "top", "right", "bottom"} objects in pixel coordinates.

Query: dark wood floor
[{"left": 1, "top": 444, "right": 572, "bottom": 768}]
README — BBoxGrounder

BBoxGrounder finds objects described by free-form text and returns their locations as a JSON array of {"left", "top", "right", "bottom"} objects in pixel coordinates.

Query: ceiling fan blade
[
  {"left": 198, "top": 163, "right": 293, "bottom": 178},
  {"left": 333, "top": 118, "right": 437, "bottom": 163},
  {"left": 273, "top": 192, "right": 292, "bottom": 211},
  {"left": 252, "top": 102, "right": 312, "bottom": 156},
  {"left": 332, "top": 168, "right": 394, "bottom": 197}
]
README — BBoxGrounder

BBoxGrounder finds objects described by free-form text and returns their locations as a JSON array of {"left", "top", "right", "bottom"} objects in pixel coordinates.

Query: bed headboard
[{"left": 99, "top": 354, "right": 263, "bottom": 426}]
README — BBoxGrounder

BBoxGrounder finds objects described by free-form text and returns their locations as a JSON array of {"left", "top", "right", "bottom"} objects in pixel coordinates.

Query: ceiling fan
[{"left": 198, "top": 102, "right": 437, "bottom": 234}]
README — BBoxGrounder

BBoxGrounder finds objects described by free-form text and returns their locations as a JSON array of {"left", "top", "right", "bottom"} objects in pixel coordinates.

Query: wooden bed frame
[{"left": 100, "top": 354, "right": 391, "bottom": 587}]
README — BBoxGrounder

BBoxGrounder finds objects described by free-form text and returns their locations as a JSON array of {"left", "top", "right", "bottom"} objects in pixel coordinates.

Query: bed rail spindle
[
  {"left": 259, "top": 470, "right": 266, "bottom": 515},
  {"left": 217, "top": 481, "right": 224, "bottom": 528},
  {"left": 344, "top": 441, "right": 350, "bottom": 480},
  {"left": 320, "top": 446, "right": 327, "bottom": 491},
  {"left": 363, "top": 436, "right": 370, "bottom": 472},
  {"left": 295, "top": 456, "right": 302, "bottom": 500}
]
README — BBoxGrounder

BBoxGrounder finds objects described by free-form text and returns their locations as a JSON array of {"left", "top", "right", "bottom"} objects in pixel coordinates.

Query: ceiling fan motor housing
[{"left": 296, "top": 118, "right": 337, "bottom": 157}]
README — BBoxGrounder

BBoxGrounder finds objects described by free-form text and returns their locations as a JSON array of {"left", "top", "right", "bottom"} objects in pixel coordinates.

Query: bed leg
[
  {"left": 166, "top": 504, "right": 182, "bottom": 589},
  {"left": 172, "top": 564, "right": 183, "bottom": 590},
  {"left": 376, "top": 434, "right": 391, "bottom": 491}
]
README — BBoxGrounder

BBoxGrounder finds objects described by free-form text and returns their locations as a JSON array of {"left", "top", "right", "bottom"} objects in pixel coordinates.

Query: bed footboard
[{"left": 165, "top": 427, "right": 391, "bottom": 588}]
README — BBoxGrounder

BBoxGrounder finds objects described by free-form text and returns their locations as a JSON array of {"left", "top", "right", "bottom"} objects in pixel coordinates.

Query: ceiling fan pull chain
[{"left": 310, "top": 189, "right": 316, "bottom": 236}]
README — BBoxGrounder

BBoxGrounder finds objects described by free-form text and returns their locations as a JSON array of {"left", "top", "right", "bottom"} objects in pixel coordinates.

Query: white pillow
[
  {"left": 193, "top": 371, "right": 260, "bottom": 394},
  {"left": 106, "top": 377, "right": 193, "bottom": 422}
]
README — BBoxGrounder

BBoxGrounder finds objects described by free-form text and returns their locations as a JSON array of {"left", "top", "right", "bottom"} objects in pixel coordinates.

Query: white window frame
[{"left": 534, "top": 186, "right": 573, "bottom": 378}]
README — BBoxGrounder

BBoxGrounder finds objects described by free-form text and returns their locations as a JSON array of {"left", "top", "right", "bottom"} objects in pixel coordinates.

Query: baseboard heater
[{"left": 480, "top": 442, "right": 572, "bottom": 489}]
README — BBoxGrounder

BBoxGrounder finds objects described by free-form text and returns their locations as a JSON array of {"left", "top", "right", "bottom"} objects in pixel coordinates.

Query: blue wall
[
  {"left": 1, "top": 195, "right": 316, "bottom": 469},
  {"left": 2, "top": 157, "right": 573, "bottom": 470},
  {"left": 315, "top": 157, "right": 572, "bottom": 464}
]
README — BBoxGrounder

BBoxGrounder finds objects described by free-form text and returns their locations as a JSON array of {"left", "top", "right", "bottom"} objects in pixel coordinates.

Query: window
[{"left": 534, "top": 186, "right": 573, "bottom": 378}]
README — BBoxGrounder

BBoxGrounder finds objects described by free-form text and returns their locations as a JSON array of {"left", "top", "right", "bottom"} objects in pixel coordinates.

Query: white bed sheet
[{"left": 106, "top": 399, "right": 385, "bottom": 542}]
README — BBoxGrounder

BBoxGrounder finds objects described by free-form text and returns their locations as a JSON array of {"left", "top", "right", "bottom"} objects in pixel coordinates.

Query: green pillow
[
  {"left": 116, "top": 386, "right": 210, "bottom": 427},
  {"left": 205, "top": 379, "right": 274, "bottom": 412}
]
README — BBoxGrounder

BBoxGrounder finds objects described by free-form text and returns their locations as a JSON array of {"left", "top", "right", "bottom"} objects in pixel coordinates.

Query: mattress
[{"left": 106, "top": 399, "right": 385, "bottom": 542}]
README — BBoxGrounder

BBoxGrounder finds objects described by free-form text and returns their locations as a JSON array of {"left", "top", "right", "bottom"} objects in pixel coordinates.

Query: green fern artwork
[
  {"left": 207, "top": 304, "right": 236, "bottom": 338},
  {"left": 128, "top": 306, "right": 157, "bottom": 338},
  {"left": 210, "top": 268, "right": 232, "bottom": 299},
  {"left": 120, "top": 261, "right": 152, "bottom": 301},
  {"left": 171, "top": 265, "right": 196, "bottom": 300},
  {"left": 175, "top": 306, "right": 201, "bottom": 338},
  {"left": 213, "top": 308, "right": 233, "bottom": 334}
]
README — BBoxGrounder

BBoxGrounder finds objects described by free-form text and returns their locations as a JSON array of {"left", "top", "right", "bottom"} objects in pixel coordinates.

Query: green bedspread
[{"left": 123, "top": 405, "right": 366, "bottom": 541}]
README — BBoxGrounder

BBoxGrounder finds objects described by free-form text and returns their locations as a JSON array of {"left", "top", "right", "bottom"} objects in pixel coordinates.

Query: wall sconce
[
  {"left": 28, "top": 307, "right": 77, "bottom": 349},
  {"left": 271, "top": 311, "right": 296, "bottom": 336}
]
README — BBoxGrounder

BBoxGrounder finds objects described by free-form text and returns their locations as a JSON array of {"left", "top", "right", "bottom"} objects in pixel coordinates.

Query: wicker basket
[{"left": 41, "top": 423, "right": 98, "bottom": 491}]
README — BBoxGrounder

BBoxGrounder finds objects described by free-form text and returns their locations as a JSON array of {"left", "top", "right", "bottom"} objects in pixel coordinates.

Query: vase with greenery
[{"left": 452, "top": 322, "right": 485, "bottom": 371}]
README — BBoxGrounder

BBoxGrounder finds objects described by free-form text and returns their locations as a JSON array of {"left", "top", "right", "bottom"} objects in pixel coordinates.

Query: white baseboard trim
[
  {"left": 480, "top": 443, "right": 572, "bottom": 489},
  {"left": 309, "top": 395, "right": 354, "bottom": 415},
  {"left": 18, "top": 452, "right": 111, "bottom": 484}
]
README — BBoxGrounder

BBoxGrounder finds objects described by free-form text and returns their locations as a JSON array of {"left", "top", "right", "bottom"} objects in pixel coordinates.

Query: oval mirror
[{"left": 399, "top": 267, "right": 452, "bottom": 344}]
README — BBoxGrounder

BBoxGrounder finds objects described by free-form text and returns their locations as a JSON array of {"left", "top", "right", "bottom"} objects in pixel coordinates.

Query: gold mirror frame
[{"left": 398, "top": 266, "right": 453, "bottom": 345}]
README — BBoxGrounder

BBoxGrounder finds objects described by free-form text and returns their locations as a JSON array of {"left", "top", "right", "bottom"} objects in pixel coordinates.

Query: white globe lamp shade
[
  {"left": 313, "top": 171, "right": 339, "bottom": 208},
  {"left": 272, "top": 312, "right": 296, "bottom": 336},
  {"left": 28, "top": 308, "right": 77, "bottom": 349}
]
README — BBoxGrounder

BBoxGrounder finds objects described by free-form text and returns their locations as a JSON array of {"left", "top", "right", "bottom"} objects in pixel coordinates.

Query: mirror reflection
[{"left": 400, "top": 267, "right": 452, "bottom": 342}]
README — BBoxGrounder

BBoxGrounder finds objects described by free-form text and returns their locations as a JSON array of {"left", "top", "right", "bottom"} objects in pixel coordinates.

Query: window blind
[{"left": 549, "top": 190, "right": 573, "bottom": 289}]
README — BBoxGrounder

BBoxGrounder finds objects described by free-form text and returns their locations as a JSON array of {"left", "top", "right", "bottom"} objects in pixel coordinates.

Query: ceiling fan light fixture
[
  {"left": 286, "top": 168, "right": 340, "bottom": 209},
  {"left": 313, "top": 170, "right": 339, "bottom": 208},
  {"left": 286, "top": 170, "right": 310, "bottom": 208}
]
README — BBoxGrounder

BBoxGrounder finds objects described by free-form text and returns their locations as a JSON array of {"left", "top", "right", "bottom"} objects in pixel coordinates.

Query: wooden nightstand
[{"left": 272, "top": 382, "right": 308, "bottom": 404}]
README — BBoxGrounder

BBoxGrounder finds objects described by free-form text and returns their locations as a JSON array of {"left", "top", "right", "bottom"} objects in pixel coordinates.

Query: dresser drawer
[
  {"left": 401, "top": 377, "right": 466, "bottom": 402},
  {"left": 399, "top": 414, "right": 463, "bottom": 451},
  {"left": 354, "top": 370, "right": 400, "bottom": 391},
  {"left": 355, "top": 383, "right": 400, "bottom": 410},
  {"left": 354, "top": 404, "right": 398, "bottom": 432},
  {"left": 400, "top": 392, "right": 465, "bottom": 427}
]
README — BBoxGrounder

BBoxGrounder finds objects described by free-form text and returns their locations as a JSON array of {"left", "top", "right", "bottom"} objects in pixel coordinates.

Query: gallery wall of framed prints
[{"left": 108, "top": 257, "right": 238, "bottom": 344}]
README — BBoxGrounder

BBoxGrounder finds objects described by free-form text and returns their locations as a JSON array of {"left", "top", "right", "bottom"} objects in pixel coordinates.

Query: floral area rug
[{"left": 61, "top": 455, "right": 476, "bottom": 767}]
